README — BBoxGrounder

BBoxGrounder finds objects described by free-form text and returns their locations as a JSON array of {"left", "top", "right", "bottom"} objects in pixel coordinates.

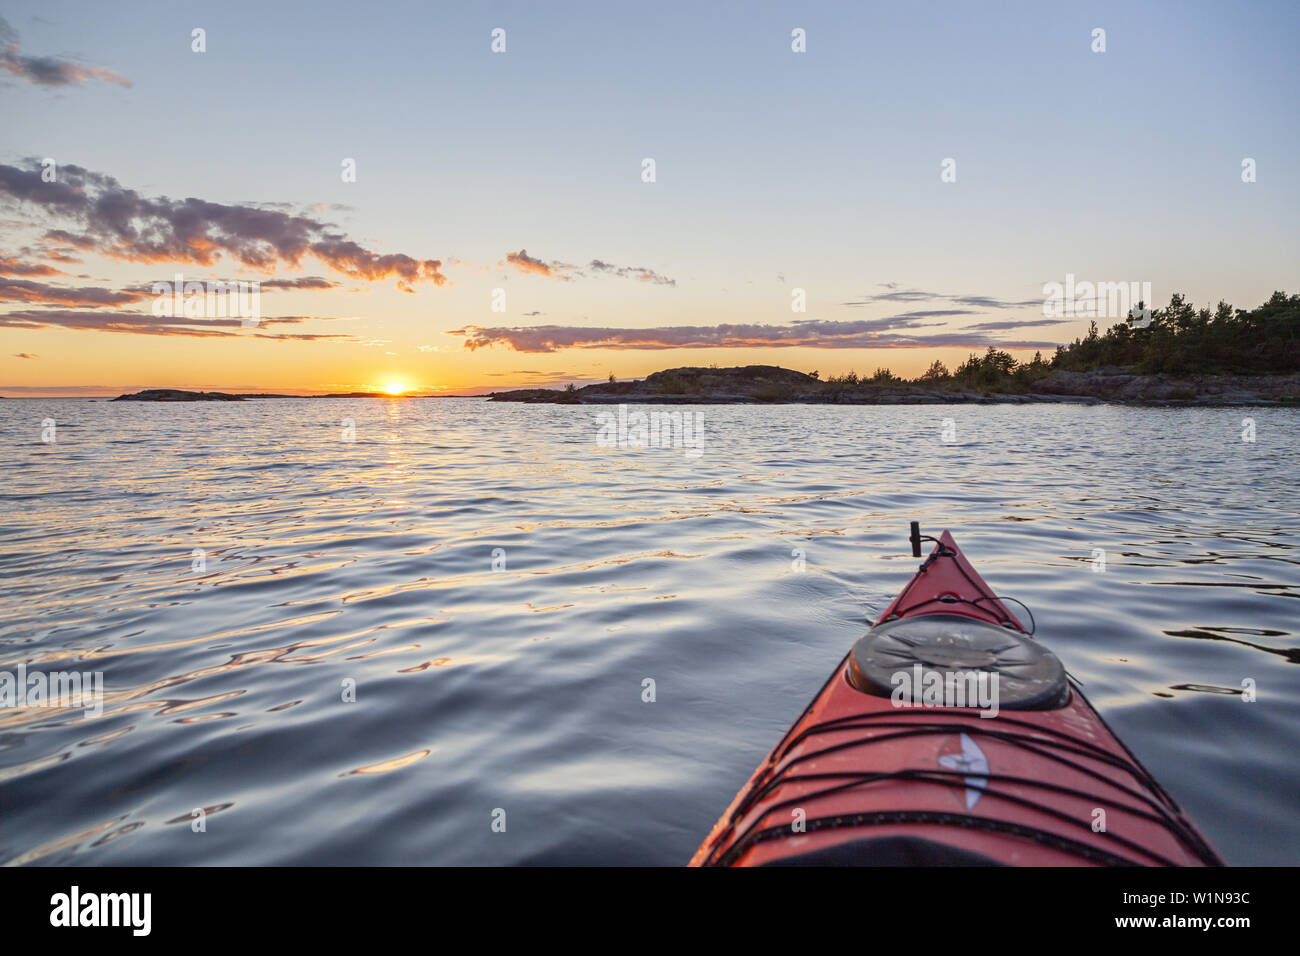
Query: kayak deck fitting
[{"left": 690, "top": 526, "right": 1223, "bottom": 867}]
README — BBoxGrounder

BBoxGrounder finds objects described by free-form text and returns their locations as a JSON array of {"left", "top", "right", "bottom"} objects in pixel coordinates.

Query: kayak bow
[{"left": 690, "top": 528, "right": 1222, "bottom": 866}]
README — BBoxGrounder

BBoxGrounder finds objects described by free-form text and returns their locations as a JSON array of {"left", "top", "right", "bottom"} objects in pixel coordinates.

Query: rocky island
[
  {"left": 488, "top": 365, "right": 1299, "bottom": 406},
  {"left": 492, "top": 292, "right": 1300, "bottom": 406},
  {"left": 112, "top": 389, "right": 252, "bottom": 401}
]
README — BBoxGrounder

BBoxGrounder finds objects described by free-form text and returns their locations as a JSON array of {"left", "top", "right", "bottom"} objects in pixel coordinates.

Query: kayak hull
[{"left": 690, "top": 531, "right": 1221, "bottom": 867}]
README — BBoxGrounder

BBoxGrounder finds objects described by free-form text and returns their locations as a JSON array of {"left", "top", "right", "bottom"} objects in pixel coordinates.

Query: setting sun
[{"left": 383, "top": 382, "right": 406, "bottom": 395}]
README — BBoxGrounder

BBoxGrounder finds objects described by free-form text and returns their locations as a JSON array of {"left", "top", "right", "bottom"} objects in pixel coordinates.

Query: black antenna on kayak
[{"left": 908, "top": 522, "right": 946, "bottom": 560}]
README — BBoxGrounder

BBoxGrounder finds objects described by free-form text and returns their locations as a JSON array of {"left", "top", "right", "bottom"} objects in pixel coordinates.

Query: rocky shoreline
[
  {"left": 488, "top": 365, "right": 1300, "bottom": 407},
  {"left": 102, "top": 366, "right": 1300, "bottom": 406}
]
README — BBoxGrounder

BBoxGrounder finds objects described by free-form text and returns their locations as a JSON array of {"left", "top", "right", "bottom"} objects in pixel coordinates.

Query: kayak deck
[{"left": 691, "top": 531, "right": 1221, "bottom": 866}]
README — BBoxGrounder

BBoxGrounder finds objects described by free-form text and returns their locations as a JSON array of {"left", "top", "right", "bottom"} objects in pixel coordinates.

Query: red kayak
[{"left": 690, "top": 526, "right": 1223, "bottom": 866}]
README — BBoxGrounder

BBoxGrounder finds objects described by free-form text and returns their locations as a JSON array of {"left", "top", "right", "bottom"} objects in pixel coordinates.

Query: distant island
[
  {"left": 113, "top": 389, "right": 266, "bottom": 401},
  {"left": 112, "top": 389, "right": 455, "bottom": 401},
  {"left": 492, "top": 292, "right": 1300, "bottom": 406}
]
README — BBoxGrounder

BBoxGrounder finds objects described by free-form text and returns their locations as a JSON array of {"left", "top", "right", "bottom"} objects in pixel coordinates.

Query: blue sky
[{"left": 2, "top": 0, "right": 1297, "bottom": 392}]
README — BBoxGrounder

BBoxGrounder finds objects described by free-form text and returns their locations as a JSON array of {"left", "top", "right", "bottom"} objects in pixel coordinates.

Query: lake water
[{"left": 1, "top": 398, "right": 1296, "bottom": 865}]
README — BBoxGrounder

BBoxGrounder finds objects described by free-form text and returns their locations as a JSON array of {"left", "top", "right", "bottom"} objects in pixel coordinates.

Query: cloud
[
  {"left": 587, "top": 259, "right": 676, "bottom": 286},
  {"left": 0, "top": 160, "right": 447, "bottom": 289},
  {"left": 0, "top": 308, "right": 357, "bottom": 340},
  {"left": 134, "top": 275, "right": 341, "bottom": 293},
  {"left": 0, "top": 16, "right": 130, "bottom": 88},
  {"left": 502, "top": 250, "right": 676, "bottom": 285},
  {"left": 0, "top": 383, "right": 127, "bottom": 394},
  {"left": 508, "top": 369, "right": 589, "bottom": 385},
  {"left": 949, "top": 295, "right": 1043, "bottom": 309},
  {"left": 0, "top": 270, "right": 345, "bottom": 309},
  {"left": 259, "top": 276, "right": 340, "bottom": 291},
  {"left": 504, "top": 249, "right": 573, "bottom": 279},
  {"left": 40, "top": 229, "right": 97, "bottom": 249},
  {"left": 448, "top": 314, "right": 1060, "bottom": 353},
  {"left": 844, "top": 286, "right": 1040, "bottom": 310},
  {"left": 960, "top": 318, "right": 1072, "bottom": 331},
  {"left": 309, "top": 238, "right": 446, "bottom": 285},
  {"left": 13, "top": 352, "right": 37, "bottom": 358},
  {"left": 0, "top": 277, "right": 149, "bottom": 307},
  {"left": 0, "top": 254, "right": 63, "bottom": 277},
  {"left": 480, "top": 369, "right": 590, "bottom": 386}
]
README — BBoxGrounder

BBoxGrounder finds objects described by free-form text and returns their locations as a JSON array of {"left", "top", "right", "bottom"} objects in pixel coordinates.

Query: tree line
[{"left": 818, "top": 291, "right": 1299, "bottom": 389}]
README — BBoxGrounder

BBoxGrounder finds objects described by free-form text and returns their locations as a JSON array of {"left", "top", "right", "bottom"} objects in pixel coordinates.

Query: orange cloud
[
  {"left": 0, "top": 255, "right": 63, "bottom": 277},
  {"left": 0, "top": 308, "right": 358, "bottom": 340},
  {"left": 0, "top": 277, "right": 148, "bottom": 307},
  {"left": 0, "top": 161, "right": 448, "bottom": 290},
  {"left": 504, "top": 249, "right": 572, "bottom": 280}
]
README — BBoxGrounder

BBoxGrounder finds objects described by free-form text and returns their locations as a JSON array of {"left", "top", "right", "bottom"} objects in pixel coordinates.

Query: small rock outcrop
[{"left": 112, "top": 389, "right": 246, "bottom": 402}]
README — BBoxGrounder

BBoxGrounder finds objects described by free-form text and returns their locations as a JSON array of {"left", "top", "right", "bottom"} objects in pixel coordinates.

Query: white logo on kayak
[{"left": 938, "top": 733, "right": 989, "bottom": 810}]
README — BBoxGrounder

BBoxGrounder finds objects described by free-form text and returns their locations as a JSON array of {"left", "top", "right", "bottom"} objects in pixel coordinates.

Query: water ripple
[{"left": 0, "top": 399, "right": 1296, "bottom": 864}]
